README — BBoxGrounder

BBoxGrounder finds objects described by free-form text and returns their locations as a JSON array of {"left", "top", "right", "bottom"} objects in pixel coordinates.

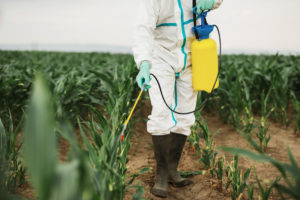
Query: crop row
[
  {"left": 0, "top": 51, "right": 299, "bottom": 200},
  {"left": 201, "top": 54, "right": 300, "bottom": 133},
  {"left": 188, "top": 114, "right": 299, "bottom": 199},
  {"left": 0, "top": 51, "right": 146, "bottom": 199}
]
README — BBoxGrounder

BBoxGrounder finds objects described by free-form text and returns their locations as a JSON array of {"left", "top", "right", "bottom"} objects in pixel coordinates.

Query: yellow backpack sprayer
[
  {"left": 191, "top": 6, "right": 220, "bottom": 92},
  {"left": 120, "top": 4, "right": 222, "bottom": 141},
  {"left": 150, "top": 5, "right": 222, "bottom": 115}
]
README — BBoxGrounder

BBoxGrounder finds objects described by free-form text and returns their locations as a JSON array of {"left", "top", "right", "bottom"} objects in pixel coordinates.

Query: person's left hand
[{"left": 136, "top": 61, "right": 151, "bottom": 91}]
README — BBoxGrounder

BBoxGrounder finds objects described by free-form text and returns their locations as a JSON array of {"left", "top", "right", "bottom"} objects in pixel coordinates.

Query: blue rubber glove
[
  {"left": 136, "top": 61, "right": 151, "bottom": 91},
  {"left": 196, "top": 0, "right": 215, "bottom": 14}
]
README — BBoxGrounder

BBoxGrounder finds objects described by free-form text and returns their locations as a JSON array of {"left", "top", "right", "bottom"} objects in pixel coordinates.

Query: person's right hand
[
  {"left": 136, "top": 61, "right": 151, "bottom": 91},
  {"left": 196, "top": 0, "right": 215, "bottom": 14}
]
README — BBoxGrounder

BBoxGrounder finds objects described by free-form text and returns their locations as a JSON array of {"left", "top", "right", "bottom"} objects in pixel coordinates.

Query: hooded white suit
[{"left": 132, "top": 0, "right": 223, "bottom": 136}]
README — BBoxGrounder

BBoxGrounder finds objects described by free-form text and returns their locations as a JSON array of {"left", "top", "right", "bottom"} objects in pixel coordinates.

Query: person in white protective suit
[{"left": 132, "top": 0, "right": 223, "bottom": 198}]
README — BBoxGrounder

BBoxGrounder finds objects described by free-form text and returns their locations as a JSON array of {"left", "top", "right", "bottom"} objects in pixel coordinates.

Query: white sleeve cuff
[{"left": 212, "top": 0, "right": 223, "bottom": 10}]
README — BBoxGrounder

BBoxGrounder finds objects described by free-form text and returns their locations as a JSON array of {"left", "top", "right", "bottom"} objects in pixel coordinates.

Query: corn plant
[
  {"left": 22, "top": 69, "right": 146, "bottom": 200},
  {"left": 255, "top": 89, "right": 273, "bottom": 152},
  {"left": 241, "top": 81, "right": 255, "bottom": 134},
  {"left": 188, "top": 93, "right": 209, "bottom": 154},
  {"left": 0, "top": 118, "right": 23, "bottom": 200},
  {"left": 206, "top": 54, "right": 300, "bottom": 130},
  {"left": 0, "top": 51, "right": 138, "bottom": 123},
  {"left": 247, "top": 183, "right": 254, "bottom": 200},
  {"left": 217, "top": 61, "right": 244, "bottom": 128},
  {"left": 127, "top": 181, "right": 145, "bottom": 200},
  {"left": 225, "top": 155, "right": 251, "bottom": 200},
  {"left": 0, "top": 167, "right": 23, "bottom": 200},
  {"left": 241, "top": 107, "right": 255, "bottom": 134},
  {"left": 230, "top": 108, "right": 242, "bottom": 130},
  {"left": 197, "top": 119, "right": 219, "bottom": 169},
  {"left": 77, "top": 64, "right": 150, "bottom": 199},
  {"left": 216, "top": 156, "right": 225, "bottom": 183},
  {"left": 269, "top": 66, "right": 290, "bottom": 127},
  {"left": 220, "top": 144, "right": 300, "bottom": 199},
  {"left": 188, "top": 123, "right": 201, "bottom": 153},
  {"left": 0, "top": 113, "right": 25, "bottom": 191},
  {"left": 210, "top": 156, "right": 225, "bottom": 191},
  {"left": 255, "top": 170, "right": 281, "bottom": 200},
  {"left": 291, "top": 92, "right": 300, "bottom": 134}
]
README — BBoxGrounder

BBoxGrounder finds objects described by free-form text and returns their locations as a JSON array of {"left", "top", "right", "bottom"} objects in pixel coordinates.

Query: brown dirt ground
[
  {"left": 14, "top": 101, "right": 300, "bottom": 200},
  {"left": 125, "top": 101, "right": 300, "bottom": 200}
]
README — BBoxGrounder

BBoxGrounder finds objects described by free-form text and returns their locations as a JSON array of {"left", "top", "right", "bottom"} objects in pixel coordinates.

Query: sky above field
[{"left": 0, "top": 0, "right": 300, "bottom": 54}]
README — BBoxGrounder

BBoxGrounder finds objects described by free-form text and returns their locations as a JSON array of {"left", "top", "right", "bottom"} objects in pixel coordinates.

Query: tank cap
[{"left": 192, "top": 11, "right": 214, "bottom": 41}]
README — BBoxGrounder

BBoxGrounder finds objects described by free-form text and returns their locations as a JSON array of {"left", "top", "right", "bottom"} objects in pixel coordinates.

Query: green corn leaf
[
  {"left": 0, "top": 118, "right": 6, "bottom": 151},
  {"left": 237, "top": 184, "right": 246, "bottom": 196},
  {"left": 256, "top": 175, "right": 265, "bottom": 198},
  {"left": 126, "top": 168, "right": 151, "bottom": 186},
  {"left": 275, "top": 183, "right": 300, "bottom": 199},
  {"left": 225, "top": 180, "right": 231, "bottom": 190},
  {"left": 243, "top": 168, "right": 251, "bottom": 181},
  {"left": 266, "top": 176, "right": 281, "bottom": 199},
  {"left": 219, "top": 146, "right": 300, "bottom": 199},
  {"left": 23, "top": 73, "right": 57, "bottom": 200},
  {"left": 179, "top": 170, "right": 206, "bottom": 178},
  {"left": 77, "top": 118, "right": 99, "bottom": 166},
  {"left": 236, "top": 129, "right": 263, "bottom": 153},
  {"left": 51, "top": 161, "right": 80, "bottom": 200},
  {"left": 247, "top": 183, "right": 254, "bottom": 200},
  {"left": 128, "top": 181, "right": 144, "bottom": 200},
  {"left": 138, "top": 167, "right": 151, "bottom": 175},
  {"left": 218, "top": 147, "right": 277, "bottom": 163},
  {"left": 287, "top": 145, "right": 300, "bottom": 171}
]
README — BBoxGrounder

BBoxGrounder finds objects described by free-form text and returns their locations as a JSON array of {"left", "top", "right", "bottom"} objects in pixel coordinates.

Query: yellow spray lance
[{"left": 120, "top": 84, "right": 145, "bottom": 141}]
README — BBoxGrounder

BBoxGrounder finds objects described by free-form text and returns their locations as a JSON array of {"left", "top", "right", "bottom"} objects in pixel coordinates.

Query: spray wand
[{"left": 120, "top": 84, "right": 146, "bottom": 141}]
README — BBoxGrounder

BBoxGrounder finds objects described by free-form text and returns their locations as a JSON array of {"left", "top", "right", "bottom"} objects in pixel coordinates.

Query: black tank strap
[{"left": 193, "top": 0, "right": 200, "bottom": 40}]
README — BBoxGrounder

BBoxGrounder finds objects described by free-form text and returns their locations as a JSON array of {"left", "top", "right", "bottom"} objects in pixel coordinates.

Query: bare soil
[
  {"left": 125, "top": 101, "right": 300, "bottom": 200},
  {"left": 14, "top": 101, "right": 300, "bottom": 200}
]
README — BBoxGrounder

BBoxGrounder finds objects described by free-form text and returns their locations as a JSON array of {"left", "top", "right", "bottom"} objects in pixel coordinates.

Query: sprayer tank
[{"left": 191, "top": 37, "right": 219, "bottom": 93}]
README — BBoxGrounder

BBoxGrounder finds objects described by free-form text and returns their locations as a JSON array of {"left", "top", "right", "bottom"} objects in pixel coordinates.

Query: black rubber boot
[
  {"left": 168, "top": 132, "right": 192, "bottom": 187},
  {"left": 151, "top": 135, "right": 169, "bottom": 198}
]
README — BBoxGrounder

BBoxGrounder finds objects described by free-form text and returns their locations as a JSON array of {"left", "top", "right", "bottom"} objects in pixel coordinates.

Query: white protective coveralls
[{"left": 132, "top": 0, "right": 223, "bottom": 136}]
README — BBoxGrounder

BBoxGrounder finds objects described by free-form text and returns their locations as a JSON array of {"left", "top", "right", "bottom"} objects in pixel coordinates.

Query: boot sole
[
  {"left": 150, "top": 188, "right": 168, "bottom": 198},
  {"left": 168, "top": 179, "right": 193, "bottom": 187}
]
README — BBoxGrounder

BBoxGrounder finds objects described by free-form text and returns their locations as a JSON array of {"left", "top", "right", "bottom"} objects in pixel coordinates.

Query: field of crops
[{"left": 0, "top": 50, "right": 299, "bottom": 200}]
